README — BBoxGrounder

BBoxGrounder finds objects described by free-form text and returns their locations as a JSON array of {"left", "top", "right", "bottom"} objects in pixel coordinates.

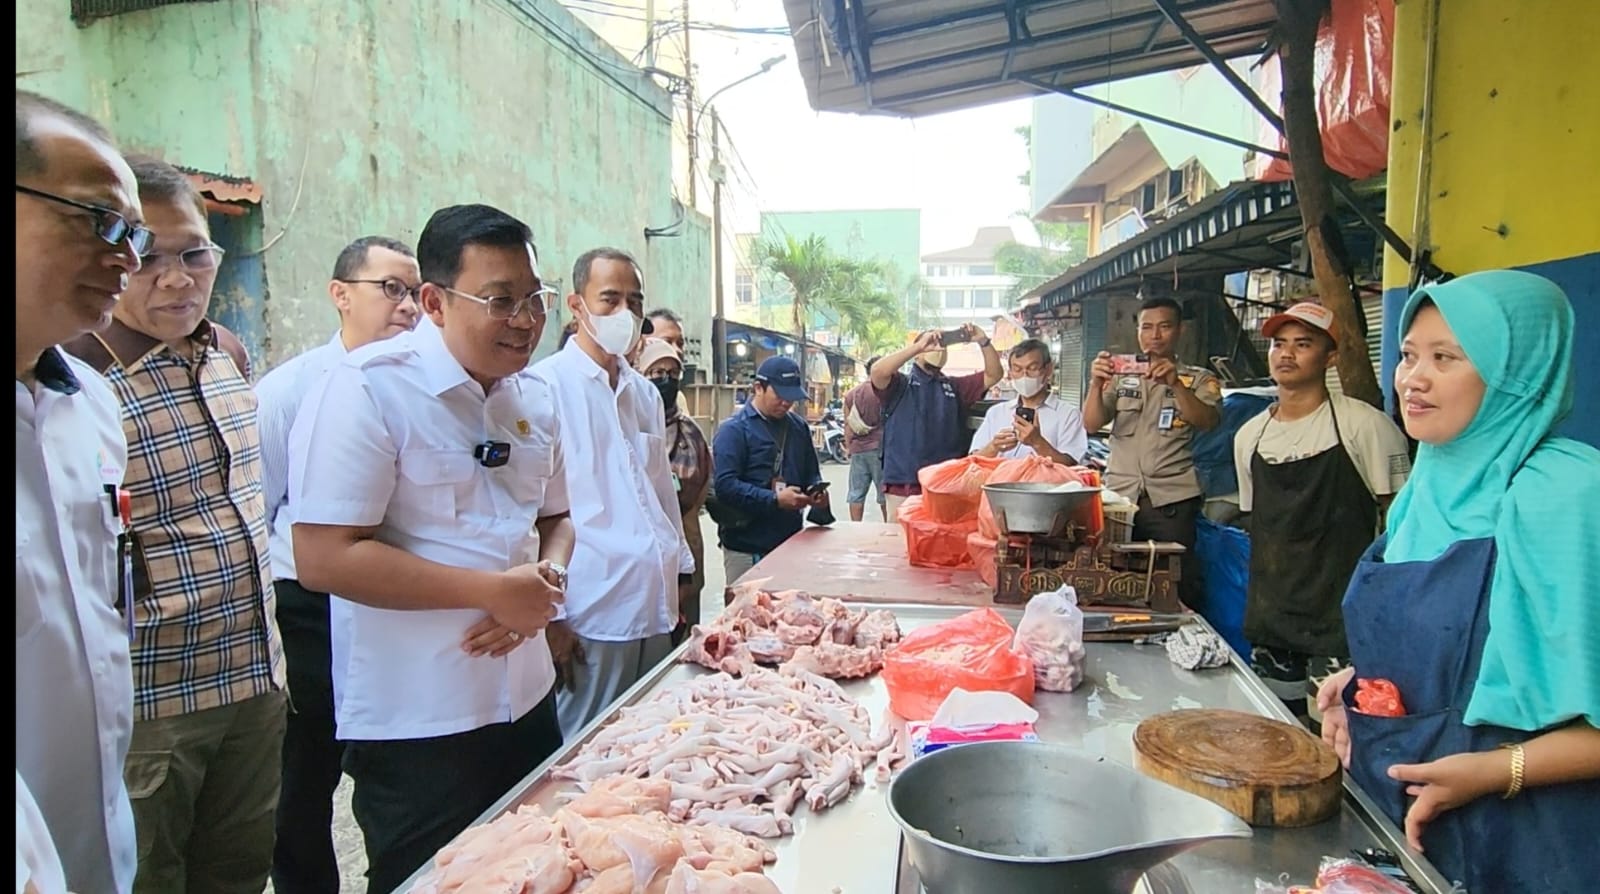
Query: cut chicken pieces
[
  {"left": 664, "top": 863, "right": 782, "bottom": 894},
  {"left": 681, "top": 587, "right": 902, "bottom": 679},
  {"left": 553, "top": 667, "right": 891, "bottom": 838}
]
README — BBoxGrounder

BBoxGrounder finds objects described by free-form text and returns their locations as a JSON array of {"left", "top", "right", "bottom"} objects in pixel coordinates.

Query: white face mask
[
  {"left": 1012, "top": 376, "right": 1046, "bottom": 398},
  {"left": 582, "top": 307, "right": 641, "bottom": 356}
]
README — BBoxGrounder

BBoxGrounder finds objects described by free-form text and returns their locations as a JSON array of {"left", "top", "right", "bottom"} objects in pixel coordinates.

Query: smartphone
[
  {"left": 1015, "top": 406, "right": 1037, "bottom": 423},
  {"left": 805, "top": 482, "right": 831, "bottom": 497},
  {"left": 1111, "top": 353, "right": 1151, "bottom": 376},
  {"left": 937, "top": 328, "right": 971, "bottom": 347}
]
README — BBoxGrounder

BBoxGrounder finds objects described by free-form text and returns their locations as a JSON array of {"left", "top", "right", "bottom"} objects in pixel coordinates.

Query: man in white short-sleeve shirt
[
  {"left": 971, "top": 338, "right": 1089, "bottom": 464},
  {"left": 533, "top": 248, "right": 694, "bottom": 738},
  {"left": 254, "top": 235, "right": 419, "bottom": 893},
  {"left": 288, "top": 204, "right": 573, "bottom": 893},
  {"left": 14, "top": 90, "right": 143, "bottom": 894},
  {"left": 1233, "top": 302, "right": 1411, "bottom": 716}
]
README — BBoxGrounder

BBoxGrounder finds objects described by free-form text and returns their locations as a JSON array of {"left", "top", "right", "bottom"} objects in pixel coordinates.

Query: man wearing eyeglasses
[
  {"left": 533, "top": 249, "right": 694, "bottom": 737},
  {"left": 15, "top": 89, "right": 144, "bottom": 894},
  {"left": 970, "top": 339, "right": 1087, "bottom": 464},
  {"left": 62, "top": 155, "right": 287, "bottom": 894},
  {"left": 289, "top": 204, "right": 572, "bottom": 893},
  {"left": 253, "top": 236, "right": 420, "bottom": 894}
]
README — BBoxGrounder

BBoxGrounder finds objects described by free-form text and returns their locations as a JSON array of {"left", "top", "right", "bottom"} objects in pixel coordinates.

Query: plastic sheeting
[
  {"left": 1194, "top": 518, "right": 1252, "bottom": 658},
  {"left": 1257, "top": 0, "right": 1395, "bottom": 182}
]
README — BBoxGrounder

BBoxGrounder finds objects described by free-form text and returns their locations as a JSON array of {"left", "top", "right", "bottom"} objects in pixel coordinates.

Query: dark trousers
[
  {"left": 271, "top": 578, "right": 347, "bottom": 894},
  {"left": 1134, "top": 494, "right": 1203, "bottom": 608},
  {"left": 344, "top": 692, "right": 562, "bottom": 894}
]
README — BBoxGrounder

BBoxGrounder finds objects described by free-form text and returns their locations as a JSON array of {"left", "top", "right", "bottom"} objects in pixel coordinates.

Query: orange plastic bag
[
  {"left": 898, "top": 496, "right": 978, "bottom": 570},
  {"left": 967, "top": 531, "right": 998, "bottom": 588},
  {"left": 977, "top": 457, "right": 1103, "bottom": 541},
  {"left": 918, "top": 455, "right": 1003, "bottom": 523},
  {"left": 882, "top": 607, "right": 1036, "bottom": 721}
]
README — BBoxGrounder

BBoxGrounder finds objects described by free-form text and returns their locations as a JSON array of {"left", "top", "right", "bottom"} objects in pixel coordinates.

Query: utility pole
[
  {"left": 643, "top": 0, "right": 656, "bottom": 67},
  {"left": 710, "top": 109, "right": 727, "bottom": 385},
  {"left": 682, "top": 0, "right": 697, "bottom": 209}
]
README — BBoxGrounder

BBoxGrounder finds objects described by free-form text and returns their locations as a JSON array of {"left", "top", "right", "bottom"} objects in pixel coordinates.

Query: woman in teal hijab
[{"left": 1317, "top": 270, "right": 1600, "bottom": 891}]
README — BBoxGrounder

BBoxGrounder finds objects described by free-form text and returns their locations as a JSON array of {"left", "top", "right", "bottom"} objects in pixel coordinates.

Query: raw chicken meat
[
  {"left": 681, "top": 585, "right": 901, "bottom": 679},
  {"left": 553, "top": 666, "right": 891, "bottom": 837},
  {"left": 411, "top": 794, "right": 779, "bottom": 894},
  {"left": 664, "top": 862, "right": 782, "bottom": 894}
]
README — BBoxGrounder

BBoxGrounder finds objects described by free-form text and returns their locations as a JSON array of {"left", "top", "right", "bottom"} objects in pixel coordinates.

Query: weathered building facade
[{"left": 19, "top": 0, "right": 711, "bottom": 371}]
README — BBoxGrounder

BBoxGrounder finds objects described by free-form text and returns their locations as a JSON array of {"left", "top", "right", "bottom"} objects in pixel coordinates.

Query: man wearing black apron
[{"left": 1233, "top": 303, "right": 1411, "bottom": 720}]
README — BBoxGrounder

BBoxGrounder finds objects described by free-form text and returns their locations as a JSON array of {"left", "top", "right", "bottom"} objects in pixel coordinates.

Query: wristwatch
[{"left": 544, "top": 561, "right": 569, "bottom": 591}]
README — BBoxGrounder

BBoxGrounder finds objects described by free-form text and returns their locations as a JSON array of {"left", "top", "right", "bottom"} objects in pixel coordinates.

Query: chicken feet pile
[{"left": 552, "top": 666, "right": 895, "bottom": 838}]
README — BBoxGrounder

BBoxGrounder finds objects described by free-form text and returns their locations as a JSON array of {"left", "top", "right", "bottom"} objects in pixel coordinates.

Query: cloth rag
[{"left": 1164, "top": 625, "right": 1230, "bottom": 670}]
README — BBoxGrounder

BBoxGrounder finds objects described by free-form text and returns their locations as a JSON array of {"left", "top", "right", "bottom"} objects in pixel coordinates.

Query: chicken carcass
[{"left": 681, "top": 589, "right": 902, "bottom": 680}]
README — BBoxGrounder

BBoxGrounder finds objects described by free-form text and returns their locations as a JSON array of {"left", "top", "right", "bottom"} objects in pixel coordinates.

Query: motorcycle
[{"left": 811, "top": 408, "right": 849, "bottom": 464}]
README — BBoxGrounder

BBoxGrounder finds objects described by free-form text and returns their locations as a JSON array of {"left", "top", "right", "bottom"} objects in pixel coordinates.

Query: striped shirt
[{"left": 64, "top": 319, "right": 285, "bottom": 721}]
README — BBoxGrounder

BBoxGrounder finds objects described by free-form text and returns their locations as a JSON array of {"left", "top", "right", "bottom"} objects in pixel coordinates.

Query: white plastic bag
[{"left": 1012, "top": 586, "right": 1087, "bottom": 692}]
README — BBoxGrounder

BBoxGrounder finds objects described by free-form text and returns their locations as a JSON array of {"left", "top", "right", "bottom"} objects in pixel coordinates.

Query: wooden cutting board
[{"left": 1132, "top": 708, "right": 1342, "bottom": 828}]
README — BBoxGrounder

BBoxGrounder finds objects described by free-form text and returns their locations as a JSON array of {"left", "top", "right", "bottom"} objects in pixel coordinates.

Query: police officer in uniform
[{"left": 1084, "top": 297, "right": 1222, "bottom": 605}]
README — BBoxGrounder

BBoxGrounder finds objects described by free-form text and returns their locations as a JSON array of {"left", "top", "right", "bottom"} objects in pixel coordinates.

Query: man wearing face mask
[
  {"left": 971, "top": 339, "right": 1087, "bottom": 464},
  {"left": 532, "top": 248, "right": 694, "bottom": 737},
  {"left": 870, "top": 324, "right": 1003, "bottom": 519}
]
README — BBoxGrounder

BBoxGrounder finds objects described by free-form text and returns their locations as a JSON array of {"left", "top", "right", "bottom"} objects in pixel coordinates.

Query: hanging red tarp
[{"left": 1258, "top": 0, "right": 1394, "bottom": 182}]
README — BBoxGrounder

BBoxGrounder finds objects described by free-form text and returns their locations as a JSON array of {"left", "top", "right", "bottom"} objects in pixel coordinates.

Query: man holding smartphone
[
  {"left": 871, "top": 323, "right": 1003, "bottom": 518},
  {"left": 1083, "top": 297, "right": 1222, "bottom": 607},
  {"left": 971, "top": 339, "right": 1087, "bottom": 464}
]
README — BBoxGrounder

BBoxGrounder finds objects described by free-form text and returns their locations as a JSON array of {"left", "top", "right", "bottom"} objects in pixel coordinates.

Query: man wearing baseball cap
[
  {"left": 710, "top": 355, "right": 832, "bottom": 584},
  {"left": 1233, "top": 301, "right": 1411, "bottom": 719}
]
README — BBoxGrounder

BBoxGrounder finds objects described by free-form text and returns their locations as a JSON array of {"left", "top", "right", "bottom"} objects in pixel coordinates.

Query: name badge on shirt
[
  {"left": 1117, "top": 375, "right": 1142, "bottom": 399},
  {"left": 1158, "top": 407, "right": 1177, "bottom": 431}
]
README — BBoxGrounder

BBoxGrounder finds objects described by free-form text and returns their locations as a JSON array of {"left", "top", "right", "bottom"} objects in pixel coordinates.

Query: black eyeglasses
[
  {"left": 140, "top": 243, "right": 226, "bottom": 273},
  {"left": 342, "top": 278, "right": 420, "bottom": 303},
  {"left": 439, "top": 285, "right": 556, "bottom": 321},
  {"left": 15, "top": 184, "right": 155, "bottom": 255}
]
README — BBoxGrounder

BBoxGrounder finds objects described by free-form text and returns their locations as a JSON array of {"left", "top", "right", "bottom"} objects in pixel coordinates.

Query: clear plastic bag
[{"left": 1012, "top": 586, "right": 1087, "bottom": 692}]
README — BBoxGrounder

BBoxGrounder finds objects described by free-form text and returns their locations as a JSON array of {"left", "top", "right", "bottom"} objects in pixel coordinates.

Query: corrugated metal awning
[
  {"left": 781, "top": 0, "right": 1276, "bottom": 118},
  {"left": 1027, "top": 178, "right": 1299, "bottom": 311}
]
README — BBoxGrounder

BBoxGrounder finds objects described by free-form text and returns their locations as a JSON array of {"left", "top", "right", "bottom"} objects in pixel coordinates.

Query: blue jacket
[{"left": 712, "top": 403, "right": 824, "bottom": 555}]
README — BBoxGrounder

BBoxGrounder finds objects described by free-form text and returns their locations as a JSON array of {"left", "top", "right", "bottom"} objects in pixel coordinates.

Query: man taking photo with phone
[
  {"left": 871, "top": 323, "right": 1003, "bottom": 518},
  {"left": 971, "top": 338, "right": 1087, "bottom": 464},
  {"left": 1083, "top": 297, "right": 1222, "bottom": 607}
]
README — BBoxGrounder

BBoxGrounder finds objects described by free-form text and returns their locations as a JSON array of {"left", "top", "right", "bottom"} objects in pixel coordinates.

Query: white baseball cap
[{"left": 1262, "top": 301, "right": 1338, "bottom": 347}]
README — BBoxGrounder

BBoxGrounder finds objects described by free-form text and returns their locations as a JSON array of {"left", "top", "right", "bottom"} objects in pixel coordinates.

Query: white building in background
[{"left": 921, "top": 226, "right": 1022, "bottom": 328}]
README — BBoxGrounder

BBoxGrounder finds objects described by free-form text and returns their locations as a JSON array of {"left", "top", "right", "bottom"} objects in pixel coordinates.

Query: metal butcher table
[
  {"left": 738, "top": 523, "right": 994, "bottom": 606},
  {"left": 402, "top": 574, "right": 1453, "bottom": 893}
]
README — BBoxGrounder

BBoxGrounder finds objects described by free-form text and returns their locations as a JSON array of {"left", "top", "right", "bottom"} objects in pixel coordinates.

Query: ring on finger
[{"left": 509, "top": 631, "right": 522, "bottom": 642}]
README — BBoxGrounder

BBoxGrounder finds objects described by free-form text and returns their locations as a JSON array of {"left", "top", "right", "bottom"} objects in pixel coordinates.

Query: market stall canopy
[{"left": 781, "top": 0, "right": 1277, "bottom": 117}]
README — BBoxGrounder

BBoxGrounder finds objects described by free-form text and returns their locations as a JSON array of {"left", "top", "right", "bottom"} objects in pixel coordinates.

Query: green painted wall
[{"left": 17, "top": 0, "right": 710, "bottom": 370}]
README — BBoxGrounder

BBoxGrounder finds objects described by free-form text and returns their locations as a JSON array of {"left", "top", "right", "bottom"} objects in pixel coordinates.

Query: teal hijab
[{"left": 1385, "top": 270, "right": 1600, "bottom": 730}]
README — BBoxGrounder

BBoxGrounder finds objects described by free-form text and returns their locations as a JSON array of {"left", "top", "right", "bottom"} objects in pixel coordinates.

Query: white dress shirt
[
  {"left": 287, "top": 320, "right": 565, "bottom": 741},
  {"left": 15, "top": 772, "right": 67, "bottom": 894},
  {"left": 256, "top": 332, "right": 344, "bottom": 582},
  {"left": 15, "top": 349, "right": 136, "bottom": 894},
  {"left": 532, "top": 341, "right": 693, "bottom": 642},
  {"left": 970, "top": 392, "right": 1090, "bottom": 462}
]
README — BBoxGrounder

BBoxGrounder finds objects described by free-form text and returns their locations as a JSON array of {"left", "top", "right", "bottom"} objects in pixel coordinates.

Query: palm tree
[{"left": 754, "top": 235, "right": 911, "bottom": 381}]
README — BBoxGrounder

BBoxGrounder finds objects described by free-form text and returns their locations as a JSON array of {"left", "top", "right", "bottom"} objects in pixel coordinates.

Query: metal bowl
[
  {"left": 887, "top": 742, "right": 1252, "bottom": 894},
  {"left": 983, "top": 481, "right": 1104, "bottom": 537}
]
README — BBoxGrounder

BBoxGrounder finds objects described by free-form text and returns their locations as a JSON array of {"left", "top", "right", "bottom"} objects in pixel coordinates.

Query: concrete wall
[
  {"left": 1381, "top": 0, "right": 1600, "bottom": 446},
  {"left": 17, "top": 0, "right": 711, "bottom": 371}
]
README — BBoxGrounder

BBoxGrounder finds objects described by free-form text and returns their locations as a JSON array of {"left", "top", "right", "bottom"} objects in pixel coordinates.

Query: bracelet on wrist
[{"left": 1500, "top": 742, "right": 1526, "bottom": 799}]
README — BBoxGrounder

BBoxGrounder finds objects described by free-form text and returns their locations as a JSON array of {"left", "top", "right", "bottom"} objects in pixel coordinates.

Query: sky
[{"left": 570, "top": 0, "right": 1038, "bottom": 256}]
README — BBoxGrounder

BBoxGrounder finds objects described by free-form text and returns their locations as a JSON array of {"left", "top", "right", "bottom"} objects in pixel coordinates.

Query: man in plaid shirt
[{"left": 64, "top": 155, "right": 286, "bottom": 894}]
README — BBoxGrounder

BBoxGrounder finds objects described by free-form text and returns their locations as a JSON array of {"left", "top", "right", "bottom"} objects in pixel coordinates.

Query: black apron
[{"left": 1244, "top": 399, "right": 1376, "bottom": 657}]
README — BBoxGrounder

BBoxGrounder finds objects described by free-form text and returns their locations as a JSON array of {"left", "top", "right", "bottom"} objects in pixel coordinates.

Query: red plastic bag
[
  {"left": 883, "top": 608, "right": 1036, "bottom": 721},
  {"left": 1258, "top": 0, "right": 1394, "bottom": 181},
  {"left": 977, "top": 457, "right": 1103, "bottom": 541},
  {"left": 918, "top": 455, "right": 1003, "bottom": 523},
  {"left": 966, "top": 531, "right": 998, "bottom": 588},
  {"left": 899, "top": 496, "right": 979, "bottom": 570},
  {"left": 1354, "top": 678, "right": 1406, "bottom": 717}
]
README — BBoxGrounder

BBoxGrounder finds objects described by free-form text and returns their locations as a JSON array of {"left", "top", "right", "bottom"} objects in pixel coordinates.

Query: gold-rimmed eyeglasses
[
  {"left": 438, "top": 285, "right": 557, "bottom": 321},
  {"left": 341, "top": 278, "right": 420, "bottom": 303}
]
